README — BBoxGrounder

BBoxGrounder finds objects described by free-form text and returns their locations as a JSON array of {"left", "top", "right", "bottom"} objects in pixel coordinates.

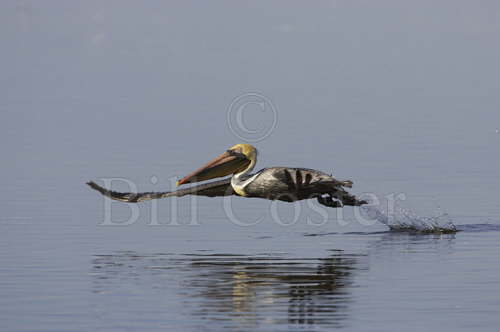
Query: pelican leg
[
  {"left": 338, "top": 192, "right": 367, "bottom": 206},
  {"left": 316, "top": 194, "right": 342, "bottom": 208},
  {"left": 326, "top": 187, "right": 368, "bottom": 207}
]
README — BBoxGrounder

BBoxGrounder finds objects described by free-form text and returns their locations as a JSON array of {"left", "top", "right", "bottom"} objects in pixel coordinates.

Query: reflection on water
[
  {"left": 89, "top": 231, "right": 473, "bottom": 331},
  {"left": 184, "top": 252, "right": 363, "bottom": 327},
  {"left": 92, "top": 250, "right": 366, "bottom": 330}
]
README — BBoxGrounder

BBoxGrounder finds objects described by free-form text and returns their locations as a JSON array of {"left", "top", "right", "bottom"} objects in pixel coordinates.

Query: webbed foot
[{"left": 317, "top": 195, "right": 342, "bottom": 208}]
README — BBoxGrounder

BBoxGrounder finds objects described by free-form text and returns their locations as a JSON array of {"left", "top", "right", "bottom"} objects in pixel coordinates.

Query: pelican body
[{"left": 88, "top": 144, "right": 366, "bottom": 207}]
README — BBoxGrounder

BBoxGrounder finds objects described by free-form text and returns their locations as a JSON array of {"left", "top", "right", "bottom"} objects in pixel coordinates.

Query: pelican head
[{"left": 176, "top": 144, "right": 257, "bottom": 186}]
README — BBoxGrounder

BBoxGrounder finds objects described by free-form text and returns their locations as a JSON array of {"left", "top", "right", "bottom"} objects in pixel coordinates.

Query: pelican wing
[{"left": 87, "top": 178, "right": 236, "bottom": 203}]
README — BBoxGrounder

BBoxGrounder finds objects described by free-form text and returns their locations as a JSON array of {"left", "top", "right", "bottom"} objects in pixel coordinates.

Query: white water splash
[{"left": 361, "top": 205, "right": 457, "bottom": 234}]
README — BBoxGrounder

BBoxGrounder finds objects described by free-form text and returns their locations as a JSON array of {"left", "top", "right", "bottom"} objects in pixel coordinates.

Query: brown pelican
[{"left": 87, "top": 144, "right": 366, "bottom": 207}]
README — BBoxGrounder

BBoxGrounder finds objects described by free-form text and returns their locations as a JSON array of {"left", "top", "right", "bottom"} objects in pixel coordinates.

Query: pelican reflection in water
[
  {"left": 91, "top": 251, "right": 364, "bottom": 329},
  {"left": 184, "top": 252, "right": 362, "bottom": 327},
  {"left": 88, "top": 143, "right": 366, "bottom": 208}
]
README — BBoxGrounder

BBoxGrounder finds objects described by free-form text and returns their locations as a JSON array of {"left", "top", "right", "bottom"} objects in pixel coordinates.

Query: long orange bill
[{"left": 176, "top": 151, "right": 249, "bottom": 186}]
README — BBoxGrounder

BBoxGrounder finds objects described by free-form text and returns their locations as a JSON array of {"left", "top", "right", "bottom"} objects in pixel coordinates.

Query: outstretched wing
[{"left": 87, "top": 178, "right": 237, "bottom": 203}]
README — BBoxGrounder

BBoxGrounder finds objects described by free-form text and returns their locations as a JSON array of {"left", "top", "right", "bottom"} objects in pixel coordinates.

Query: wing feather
[{"left": 87, "top": 178, "right": 236, "bottom": 203}]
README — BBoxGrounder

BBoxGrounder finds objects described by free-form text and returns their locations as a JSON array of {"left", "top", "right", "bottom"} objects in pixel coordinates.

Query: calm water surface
[
  {"left": 2, "top": 2, "right": 500, "bottom": 331},
  {"left": 2, "top": 190, "right": 500, "bottom": 331}
]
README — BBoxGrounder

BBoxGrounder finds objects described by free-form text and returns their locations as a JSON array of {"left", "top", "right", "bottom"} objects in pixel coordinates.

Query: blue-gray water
[{"left": 2, "top": 2, "right": 500, "bottom": 331}]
